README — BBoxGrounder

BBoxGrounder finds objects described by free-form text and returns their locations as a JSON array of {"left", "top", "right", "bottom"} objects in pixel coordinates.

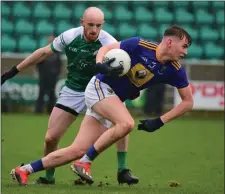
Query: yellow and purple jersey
[{"left": 96, "top": 37, "right": 189, "bottom": 101}]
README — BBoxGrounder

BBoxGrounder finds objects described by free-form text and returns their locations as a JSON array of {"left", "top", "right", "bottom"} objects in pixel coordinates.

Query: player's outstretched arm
[
  {"left": 1, "top": 44, "right": 55, "bottom": 85},
  {"left": 138, "top": 85, "right": 194, "bottom": 132}
]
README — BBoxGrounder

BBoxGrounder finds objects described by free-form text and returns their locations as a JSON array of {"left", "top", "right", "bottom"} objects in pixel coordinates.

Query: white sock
[
  {"left": 79, "top": 154, "right": 92, "bottom": 163},
  {"left": 20, "top": 164, "right": 34, "bottom": 173}
]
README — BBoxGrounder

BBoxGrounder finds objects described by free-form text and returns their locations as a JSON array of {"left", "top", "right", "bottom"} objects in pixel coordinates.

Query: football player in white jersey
[{"left": 2, "top": 7, "right": 138, "bottom": 185}]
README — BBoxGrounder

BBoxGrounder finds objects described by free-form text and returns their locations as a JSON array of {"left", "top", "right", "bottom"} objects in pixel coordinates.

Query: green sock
[
  {"left": 45, "top": 168, "right": 55, "bottom": 181},
  {"left": 117, "top": 152, "right": 127, "bottom": 172}
]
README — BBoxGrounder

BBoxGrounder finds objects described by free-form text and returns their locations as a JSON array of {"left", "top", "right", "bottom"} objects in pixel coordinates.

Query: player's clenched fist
[
  {"left": 1, "top": 66, "right": 19, "bottom": 85},
  {"left": 138, "top": 118, "right": 164, "bottom": 132}
]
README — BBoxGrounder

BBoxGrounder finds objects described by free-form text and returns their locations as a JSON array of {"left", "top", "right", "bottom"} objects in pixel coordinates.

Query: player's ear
[
  {"left": 167, "top": 38, "right": 172, "bottom": 47},
  {"left": 80, "top": 18, "right": 84, "bottom": 25},
  {"left": 101, "top": 21, "right": 105, "bottom": 27}
]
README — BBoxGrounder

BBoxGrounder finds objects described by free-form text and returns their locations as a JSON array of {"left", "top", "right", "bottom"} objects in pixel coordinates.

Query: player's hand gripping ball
[{"left": 104, "top": 49, "right": 131, "bottom": 76}]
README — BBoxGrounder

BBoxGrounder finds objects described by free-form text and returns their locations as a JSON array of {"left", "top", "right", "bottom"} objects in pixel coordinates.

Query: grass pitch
[{"left": 1, "top": 113, "right": 224, "bottom": 194}]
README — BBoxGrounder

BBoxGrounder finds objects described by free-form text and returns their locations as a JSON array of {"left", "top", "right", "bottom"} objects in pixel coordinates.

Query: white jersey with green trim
[{"left": 51, "top": 26, "right": 117, "bottom": 92}]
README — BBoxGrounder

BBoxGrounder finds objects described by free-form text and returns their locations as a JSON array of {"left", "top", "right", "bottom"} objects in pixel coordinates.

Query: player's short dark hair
[{"left": 164, "top": 25, "right": 192, "bottom": 46}]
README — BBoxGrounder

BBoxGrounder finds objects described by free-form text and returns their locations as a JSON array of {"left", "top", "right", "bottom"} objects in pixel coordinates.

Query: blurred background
[{"left": 1, "top": 1, "right": 224, "bottom": 116}]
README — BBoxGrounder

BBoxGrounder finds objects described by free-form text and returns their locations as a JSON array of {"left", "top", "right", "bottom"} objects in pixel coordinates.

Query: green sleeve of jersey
[{"left": 50, "top": 43, "right": 58, "bottom": 53}]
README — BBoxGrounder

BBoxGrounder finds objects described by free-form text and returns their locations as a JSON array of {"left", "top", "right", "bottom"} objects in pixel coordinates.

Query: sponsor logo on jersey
[
  {"left": 141, "top": 56, "right": 148, "bottom": 63},
  {"left": 69, "top": 47, "right": 77, "bottom": 52},
  {"left": 68, "top": 47, "right": 91, "bottom": 53},
  {"left": 148, "top": 64, "right": 156, "bottom": 69},
  {"left": 93, "top": 50, "right": 99, "bottom": 56},
  {"left": 81, "top": 49, "right": 89, "bottom": 52}
]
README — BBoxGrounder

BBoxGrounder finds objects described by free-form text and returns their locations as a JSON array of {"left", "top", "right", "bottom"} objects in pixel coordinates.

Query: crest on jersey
[
  {"left": 127, "top": 63, "right": 154, "bottom": 87},
  {"left": 158, "top": 66, "right": 167, "bottom": 75},
  {"left": 161, "top": 66, "right": 167, "bottom": 72},
  {"left": 135, "top": 70, "right": 147, "bottom": 79}
]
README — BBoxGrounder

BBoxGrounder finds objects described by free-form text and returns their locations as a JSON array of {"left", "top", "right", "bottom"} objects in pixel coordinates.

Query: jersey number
[{"left": 127, "top": 63, "right": 154, "bottom": 87}]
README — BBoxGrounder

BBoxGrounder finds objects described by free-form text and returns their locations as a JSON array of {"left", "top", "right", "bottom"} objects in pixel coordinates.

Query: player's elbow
[
  {"left": 189, "top": 99, "right": 194, "bottom": 110},
  {"left": 185, "top": 99, "right": 194, "bottom": 111},
  {"left": 32, "top": 47, "right": 49, "bottom": 63},
  {"left": 33, "top": 45, "right": 54, "bottom": 61},
  {"left": 41, "top": 44, "right": 54, "bottom": 57}
]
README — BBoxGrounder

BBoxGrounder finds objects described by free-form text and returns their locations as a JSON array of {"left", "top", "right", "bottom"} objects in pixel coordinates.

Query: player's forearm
[
  {"left": 16, "top": 48, "right": 50, "bottom": 71},
  {"left": 96, "top": 42, "right": 121, "bottom": 63},
  {"left": 160, "top": 100, "right": 194, "bottom": 123},
  {"left": 96, "top": 46, "right": 110, "bottom": 63}
]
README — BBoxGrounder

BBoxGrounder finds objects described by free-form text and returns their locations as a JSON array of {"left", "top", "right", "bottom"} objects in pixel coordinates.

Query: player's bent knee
[
  {"left": 125, "top": 119, "right": 135, "bottom": 133},
  {"left": 118, "top": 118, "right": 135, "bottom": 135},
  {"left": 45, "top": 133, "right": 60, "bottom": 145}
]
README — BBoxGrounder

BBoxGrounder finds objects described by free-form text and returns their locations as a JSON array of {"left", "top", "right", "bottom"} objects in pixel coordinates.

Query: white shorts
[
  {"left": 56, "top": 86, "right": 87, "bottom": 115},
  {"left": 56, "top": 84, "right": 112, "bottom": 128},
  {"left": 85, "top": 76, "right": 117, "bottom": 128}
]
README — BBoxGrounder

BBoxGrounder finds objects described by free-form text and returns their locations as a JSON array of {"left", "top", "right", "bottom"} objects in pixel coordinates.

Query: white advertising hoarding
[{"left": 174, "top": 81, "right": 224, "bottom": 110}]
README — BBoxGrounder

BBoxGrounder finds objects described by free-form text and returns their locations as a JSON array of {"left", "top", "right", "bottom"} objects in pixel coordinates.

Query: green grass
[{"left": 1, "top": 113, "right": 224, "bottom": 194}]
